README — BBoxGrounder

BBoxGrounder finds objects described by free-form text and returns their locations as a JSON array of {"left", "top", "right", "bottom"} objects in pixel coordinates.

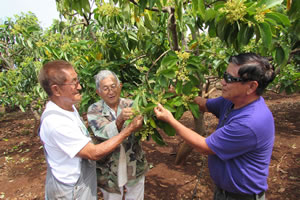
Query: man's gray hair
[{"left": 95, "top": 70, "right": 120, "bottom": 91}]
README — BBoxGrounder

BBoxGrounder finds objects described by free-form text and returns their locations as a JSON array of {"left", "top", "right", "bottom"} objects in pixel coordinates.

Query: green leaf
[
  {"left": 275, "top": 46, "right": 285, "bottom": 66},
  {"left": 205, "top": 9, "right": 217, "bottom": 22},
  {"left": 258, "top": 22, "right": 272, "bottom": 49},
  {"left": 160, "top": 69, "right": 176, "bottom": 79},
  {"left": 149, "top": 117, "right": 157, "bottom": 128},
  {"left": 160, "top": 54, "right": 178, "bottom": 69},
  {"left": 188, "top": 102, "right": 200, "bottom": 119},
  {"left": 144, "top": 13, "right": 155, "bottom": 31},
  {"left": 139, "top": 0, "right": 147, "bottom": 12},
  {"left": 149, "top": 0, "right": 155, "bottom": 9},
  {"left": 287, "top": 0, "right": 300, "bottom": 20},
  {"left": 216, "top": 16, "right": 228, "bottom": 41},
  {"left": 27, "top": 40, "right": 33, "bottom": 48},
  {"left": 169, "top": 96, "right": 182, "bottom": 107},
  {"left": 187, "top": 56, "right": 202, "bottom": 69},
  {"left": 208, "top": 20, "right": 216, "bottom": 37},
  {"left": 189, "top": 75, "right": 200, "bottom": 86},
  {"left": 158, "top": 75, "right": 168, "bottom": 88},
  {"left": 265, "top": 12, "right": 290, "bottom": 26},
  {"left": 176, "top": 0, "right": 183, "bottom": 24},
  {"left": 158, "top": 121, "right": 176, "bottom": 136},
  {"left": 133, "top": 95, "right": 140, "bottom": 111},
  {"left": 182, "top": 82, "right": 193, "bottom": 95},
  {"left": 142, "top": 95, "right": 148, "bottom": 106},
  {"left": 164, "top": 103, "right": 177, "bottom": 112},
  {"left": 151, "top": 128, "right": 165, "bottom": 146},
  {"left": 81, "top": 0, "right": 91, "bottom": 13},
  {"left": 175, "top": 105, "right": 185, "bottom": 120},
  {"left": 163, "top": 92, "right": 176, "bottom": 99},
  {"left": 198, "top": 0, "right": 205, "bottom": 19},
  {"left": 237, "top": 24, "right": 254, "bottom": 46},
  {"left": 176, "top": 81, "right": 183, "bottom": 95},
  {"left": 257, "top": 0, "right": 283, "bottom": 9},
  {"left": 143, "top": 103, "right": 156, "bottom": 114},
  {"left": 192, "top": 0, "right": 199, "bottom": 17}
]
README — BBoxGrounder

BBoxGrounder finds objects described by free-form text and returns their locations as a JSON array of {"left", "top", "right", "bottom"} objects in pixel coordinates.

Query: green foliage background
[{"left": 1, "top": 0, "right": 299, "bottom": 142}]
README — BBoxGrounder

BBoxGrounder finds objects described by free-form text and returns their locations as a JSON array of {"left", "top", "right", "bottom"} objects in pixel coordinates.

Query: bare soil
[{"left": 0, "top": 91, "right": 299, "bottom": 200}]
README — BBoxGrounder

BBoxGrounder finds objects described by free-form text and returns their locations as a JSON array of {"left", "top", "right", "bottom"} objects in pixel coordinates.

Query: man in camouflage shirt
[{"left": 87, "top": 70, "right": 148, "bottom": 200}]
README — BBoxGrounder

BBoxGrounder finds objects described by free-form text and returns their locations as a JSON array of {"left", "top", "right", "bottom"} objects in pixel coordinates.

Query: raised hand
[
  {"left": 194, "top": 96, "right": 208, "bottom": 112},
  {"left": 154, "top": 104, "right": 174, "bottom": 123},
  {"left": 119, "top": 107, "right": 134, "bottom": 121},
  {"left": 128, "top": 115, "right": 144, "bottom": 132}
]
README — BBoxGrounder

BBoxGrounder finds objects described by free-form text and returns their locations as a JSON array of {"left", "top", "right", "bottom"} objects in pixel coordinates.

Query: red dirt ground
[{"left": 0, "top": 91, "right": 299, "bottom": 200}]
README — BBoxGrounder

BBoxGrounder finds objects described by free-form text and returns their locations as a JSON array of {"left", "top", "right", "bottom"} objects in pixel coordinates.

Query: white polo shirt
[{"left": 39, "top": 101, "right": 91, "bottom": 185}]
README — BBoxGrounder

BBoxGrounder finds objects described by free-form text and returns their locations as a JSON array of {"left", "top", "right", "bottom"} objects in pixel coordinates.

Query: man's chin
[
  {"left": 221, "top": 91, "right": 228, "bottom": 99},
  {"left": 74, "top": 95, "right": 82, "bottom": 103}
]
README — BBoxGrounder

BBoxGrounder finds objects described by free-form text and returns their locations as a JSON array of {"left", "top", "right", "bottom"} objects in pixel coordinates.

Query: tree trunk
[
  {"left": 30, "top": 107, "right": 41, "bottom": 137},
  {"left": 175, "top": 111, "right": 205, "bottom": 165}
]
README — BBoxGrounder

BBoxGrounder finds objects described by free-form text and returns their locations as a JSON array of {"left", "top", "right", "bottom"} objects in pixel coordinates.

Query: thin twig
[{"left": 192, "top": 162, "right": 203, "bottom": 200}]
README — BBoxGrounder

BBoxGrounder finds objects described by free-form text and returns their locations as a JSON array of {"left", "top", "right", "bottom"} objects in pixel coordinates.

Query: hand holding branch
[{"left": 154, "top": 104, "right": 174, "bottom": 123}]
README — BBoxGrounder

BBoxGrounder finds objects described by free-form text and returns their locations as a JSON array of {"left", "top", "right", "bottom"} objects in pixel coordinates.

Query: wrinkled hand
[
  {"left": 128, "top": 115, "right": 144, "bottom": 132},
  {"left": 154, "top": 104, "right": 174, "bottom": 122},
  {"left": 119, "top": 107, "right": 134, "bottom": 121}
]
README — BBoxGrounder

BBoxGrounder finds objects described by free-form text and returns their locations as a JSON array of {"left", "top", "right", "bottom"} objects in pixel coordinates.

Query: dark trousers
[{"left": 213, "top": 187, "right": 265, "bottom": 200}]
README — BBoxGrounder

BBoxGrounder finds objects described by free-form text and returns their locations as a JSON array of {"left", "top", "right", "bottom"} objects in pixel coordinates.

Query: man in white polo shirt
[{"left": 38, "top": 60, "right": 143, "bottom": 199}]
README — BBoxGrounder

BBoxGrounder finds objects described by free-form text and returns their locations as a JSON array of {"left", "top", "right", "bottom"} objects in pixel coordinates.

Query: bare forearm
[
  {"left": 115, "top": 116, "right": 125, "bottom": 132},
  {"left": 93, "top": 126, "right": 131, "bottom": 159},
  {"left": 168, "top": 118, "right": 214, "bottom": 155},
  {"left": 78, "top": 126, "right": 133, "bottom": 160}
]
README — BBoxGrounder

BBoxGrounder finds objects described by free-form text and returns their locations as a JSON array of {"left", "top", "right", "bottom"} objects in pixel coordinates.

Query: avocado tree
[
  {"left": 0, "top": 0, "right": 299, "bottom": 163},
  {"left": 53, "top": 0, "right": 299, "bottom": 164}
]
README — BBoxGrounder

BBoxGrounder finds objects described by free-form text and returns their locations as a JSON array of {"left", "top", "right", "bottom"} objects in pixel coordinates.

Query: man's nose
[{"left": 77, "top": 83, "right": 82, "bottom": 90}]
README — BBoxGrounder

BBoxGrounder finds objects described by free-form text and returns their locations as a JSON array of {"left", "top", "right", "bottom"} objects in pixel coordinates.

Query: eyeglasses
[
  {"left": 101, "top": 84, "right": 118, "bottom": 92},
  {"left": 56, "top": 77, "right": 80, "bottom": 87},
  {"left": 223, "top": 72, "right": 243, "bottom": 83}
]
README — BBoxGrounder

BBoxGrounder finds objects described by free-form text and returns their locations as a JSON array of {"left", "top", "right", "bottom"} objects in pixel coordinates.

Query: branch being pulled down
[
  {"left": 128, "top": 0, "right": 179, "bottom": 51},
  {"left": 167, "top": 7, "right": 179, "bottom": 51}
]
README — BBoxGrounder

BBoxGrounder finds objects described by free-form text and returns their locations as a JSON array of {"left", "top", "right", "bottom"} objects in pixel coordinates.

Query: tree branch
[
  {"left": 130, "top": 54, "right": 147, "bottom": 64},
  {"left": 128, "top": 0, "right": 170, "bottom": 13},
  {"left": 168, "top": 7, "right": 179, "bottom": 51},
  {"left": 0, "top": 53, "right": 14, "bottom": 69},
  {"left": 146, "top": 49, "right": 171, "bottom": 83},
  {"left": 61, "top": 22, "right": 86, "bottom": 39},
  {"left": 128, "top": 0, "right": 179, "bottom": 50}
]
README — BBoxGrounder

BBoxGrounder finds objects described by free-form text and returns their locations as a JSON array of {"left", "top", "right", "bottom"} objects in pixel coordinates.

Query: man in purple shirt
[{"left": 154, "top": 53, "right": 275, "bottom": 200}]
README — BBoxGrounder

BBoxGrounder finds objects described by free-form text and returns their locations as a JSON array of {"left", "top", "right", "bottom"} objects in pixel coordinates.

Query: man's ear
[
  {"left": 119, "top": 83, "right": 123, "bottom": 89},
  {"left": 247, "top": 81, "right": 258, "bottom": 95},
  {"left": 51, "top": 85, "right": 61, "bottom": 97},
  {"left": 96, "top": 89, "right": 101, "bottom": 97}
]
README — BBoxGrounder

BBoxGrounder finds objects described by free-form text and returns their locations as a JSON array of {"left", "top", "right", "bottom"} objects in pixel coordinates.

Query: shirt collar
[{"left": 101, "top": 99, "right": 123, "bottom": 118}]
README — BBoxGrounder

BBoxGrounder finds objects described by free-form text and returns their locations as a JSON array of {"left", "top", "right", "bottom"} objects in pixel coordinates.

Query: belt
[{"left": 218, "top": 187, "right": 265, "bottom": 200}]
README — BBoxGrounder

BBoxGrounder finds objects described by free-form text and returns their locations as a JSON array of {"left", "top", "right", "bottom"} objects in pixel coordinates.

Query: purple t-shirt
[{"left": 205, "top": 96, "right": 275, "bottom": 194}]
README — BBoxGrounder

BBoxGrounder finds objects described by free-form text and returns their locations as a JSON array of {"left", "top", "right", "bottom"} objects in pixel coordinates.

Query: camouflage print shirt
[{"left": 87, "top": 98, "right": 148, "bottom": 194}]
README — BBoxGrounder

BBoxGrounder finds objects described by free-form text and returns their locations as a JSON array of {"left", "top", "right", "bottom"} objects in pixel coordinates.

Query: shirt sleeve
[
  {"left": 206, "top": 97, "right": 226, "bottom": 118},
  {"left": 87, "top": 104, "right": 119, "bottom": 140}
]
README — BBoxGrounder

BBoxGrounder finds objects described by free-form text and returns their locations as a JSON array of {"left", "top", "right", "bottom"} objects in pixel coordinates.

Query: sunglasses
[{"left": 223, "top": 72, "right": 243, "bottom": 83}]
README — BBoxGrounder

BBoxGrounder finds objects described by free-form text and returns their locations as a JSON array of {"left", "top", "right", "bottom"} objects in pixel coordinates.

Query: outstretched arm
[
  {"left": 78, "top": 115, "right": 143, "bottom": 160},
  {"left": 154, "top": 104, "right": 214, "bottom": 155}
]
